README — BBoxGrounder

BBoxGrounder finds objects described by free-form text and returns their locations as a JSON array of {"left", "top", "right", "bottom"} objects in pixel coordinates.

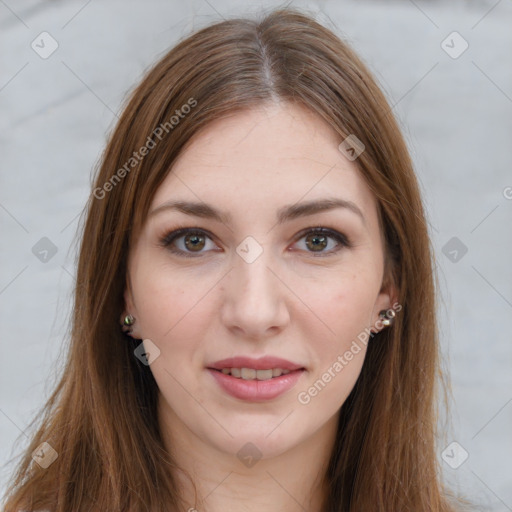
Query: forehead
[{"left": 150, "top": 103, "right": 378, "bottom": 228}]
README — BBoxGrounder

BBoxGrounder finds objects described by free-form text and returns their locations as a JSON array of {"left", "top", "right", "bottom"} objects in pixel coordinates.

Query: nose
[{"left": 220, "top": 248, "right": 290, "bottom": 340}]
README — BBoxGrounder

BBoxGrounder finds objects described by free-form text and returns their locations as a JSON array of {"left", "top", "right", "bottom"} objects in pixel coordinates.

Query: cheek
[
  {"left": 298, "top": 270, "right": 378, "bottom": 392},
  {"left": 130, "top": 258, "right": 218, "bottom": 357},
  {"left": 307, "top": 269, "right": 378, "bottom": 335},
  {"left": 297, "top": 281, "right": 373, "bottom": 412}
]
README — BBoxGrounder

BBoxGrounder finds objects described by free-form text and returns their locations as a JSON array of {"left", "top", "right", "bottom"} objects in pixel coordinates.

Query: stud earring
[
  {"left": 122, "top": 314, "right": 135, "bottom": 335},
  {"left": 378, "top": 309, "right": 396, "bottom": 327}
]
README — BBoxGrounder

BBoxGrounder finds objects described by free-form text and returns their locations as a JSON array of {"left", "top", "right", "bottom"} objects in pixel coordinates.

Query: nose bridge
[
  {"left": 221, "top": 240, "right": 289, "bottom": 336},
  {"left": 233, "top": 241, "right": 277, "bottom": 302}
]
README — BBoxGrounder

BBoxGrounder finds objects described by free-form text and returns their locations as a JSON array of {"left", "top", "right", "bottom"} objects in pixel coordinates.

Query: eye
[
  {"left": 159, "top": 228, "right": 218, "bottom": 257},
  {"left": 159, "top": 226, "right": 351, "bottom": 258},
  {"left": 292, "top": 227, "right": 351, "bottom": 256}
]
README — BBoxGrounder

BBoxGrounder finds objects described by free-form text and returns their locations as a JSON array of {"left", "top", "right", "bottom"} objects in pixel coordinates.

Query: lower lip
[{"left": 207, "top": 368, "right": 305, "bottom": 401}]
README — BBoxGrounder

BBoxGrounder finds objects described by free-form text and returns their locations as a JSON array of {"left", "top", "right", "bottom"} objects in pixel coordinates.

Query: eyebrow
[{"left": 149, "top": 197, "right": 366, "bottom": 227}]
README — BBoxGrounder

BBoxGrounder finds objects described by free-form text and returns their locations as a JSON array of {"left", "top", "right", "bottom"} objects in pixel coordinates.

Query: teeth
[
  {"left": 218, "top": 367, "right": 293, "bottom": 380},
  {"left": 241, "top": 368, "right": 257, "bottom": 380}
]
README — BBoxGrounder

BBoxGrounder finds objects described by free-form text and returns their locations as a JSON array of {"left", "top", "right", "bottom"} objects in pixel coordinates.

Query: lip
[
  {"left": 207, "top": 356, "right": 304, "bottom": 371},
  {"left": 207, "top": 368, "right": 305, "bottom": 401}
]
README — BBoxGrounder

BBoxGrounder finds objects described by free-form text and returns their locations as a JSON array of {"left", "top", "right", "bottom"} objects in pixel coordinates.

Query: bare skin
[{"left": 124, "top": 102, "right": 396, "bottom": 512}]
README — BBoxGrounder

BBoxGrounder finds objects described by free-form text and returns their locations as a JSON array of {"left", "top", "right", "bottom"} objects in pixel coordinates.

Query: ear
[
  {"left": 371, "top": 277, "right": 400, "bottom": 334},
  {"left": 123, "top": 276, "right": 135, "bottom": 315},
  {"left": 121, "top": 276, "right": 142, "bottom": 339}
]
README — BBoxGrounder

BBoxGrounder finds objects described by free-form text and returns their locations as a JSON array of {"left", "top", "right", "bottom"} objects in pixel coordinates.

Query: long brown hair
[{"left": 2, "top": 7, "right": 474, "bottom": 511}]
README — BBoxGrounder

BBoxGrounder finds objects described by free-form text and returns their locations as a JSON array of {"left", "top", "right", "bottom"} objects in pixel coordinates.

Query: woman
[{"left": 2, "top": 7, "right": 474, "bottom": 512}]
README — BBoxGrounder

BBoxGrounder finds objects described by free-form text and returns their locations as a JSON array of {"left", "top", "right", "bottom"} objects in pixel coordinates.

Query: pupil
[
  {"left": 185, "top": 234, "right": 205, "bottom": 251},
  {"left": 307, "top": 233, "right": 327, "bottom": 251}
]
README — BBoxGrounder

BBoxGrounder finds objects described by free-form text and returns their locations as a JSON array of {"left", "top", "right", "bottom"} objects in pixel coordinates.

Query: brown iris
[
  {"left": 184, "top": 233, "right": 206, "bottom": 251},
  {"left": 305, "top": 232, "right": 328, "bottom": 252}
]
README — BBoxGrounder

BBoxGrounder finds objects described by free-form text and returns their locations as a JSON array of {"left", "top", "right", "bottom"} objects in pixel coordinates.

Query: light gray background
[{"left": 1, "top": 0, "right": 511, "bottom": 510}]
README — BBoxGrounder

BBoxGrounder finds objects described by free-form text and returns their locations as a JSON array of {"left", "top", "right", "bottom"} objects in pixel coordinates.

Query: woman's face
[{"left": 124, "top": 102, "right": 394, "bottom": 460}]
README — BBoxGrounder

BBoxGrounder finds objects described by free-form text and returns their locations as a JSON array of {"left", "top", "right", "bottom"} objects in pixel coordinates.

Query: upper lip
[{"left": 207, "top": 356, "right": 305, "bottom": 371}]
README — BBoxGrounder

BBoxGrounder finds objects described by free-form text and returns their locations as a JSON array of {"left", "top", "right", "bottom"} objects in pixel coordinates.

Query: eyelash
[{"left": 158, "top": 225, "right": 352, "bottom": 258}]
